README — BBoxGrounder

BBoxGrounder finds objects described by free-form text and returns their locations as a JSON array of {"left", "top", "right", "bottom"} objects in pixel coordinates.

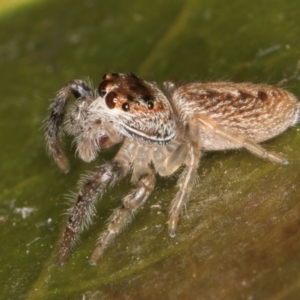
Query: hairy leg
[
  {"left": 58, "top": 139, "right": 136, "bottom": 265},
  {"left": 45, "top": 79, "right": 94, "bottom": 173},
  {"left": 90, "top": 162, "right": 155, "bottom": 264}
]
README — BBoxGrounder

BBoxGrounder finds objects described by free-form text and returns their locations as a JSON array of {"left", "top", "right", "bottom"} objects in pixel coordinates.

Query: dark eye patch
[
  {"left": 128, "top": 84, "right": 153, "bottom": 103},
  {"left": 142, "top": 95, "right": 152, "bottom": 102},
  {"left": 127, "top": 94, "right": 135, "bottom": 101},
  {"left": 105, "top": 91, "right": 117, "bottom": 109},
  {"left": 129, "top": 82, "right": 150, "bottom": 94},
  {"left": 147, "top": 101, "right": 154, "bottom": 109},
  {"left": 122, "top": 103, "right": 130, "bottom": 111}
]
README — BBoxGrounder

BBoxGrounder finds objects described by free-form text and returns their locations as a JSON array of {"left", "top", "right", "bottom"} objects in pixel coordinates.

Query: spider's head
[{"left": 92, "top": 73, "right": 176, "bottom": 144}]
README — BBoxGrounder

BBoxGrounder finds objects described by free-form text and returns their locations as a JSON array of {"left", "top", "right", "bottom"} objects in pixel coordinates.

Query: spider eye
[
  {"left": 147, "top": 101, "right": 154, "bottom": 110},
  {"left": 105, "top": 91, "right": 117, "bottom": 109},
  {"left": 122, "top": 102, "right": 130, "bottom": 111}
]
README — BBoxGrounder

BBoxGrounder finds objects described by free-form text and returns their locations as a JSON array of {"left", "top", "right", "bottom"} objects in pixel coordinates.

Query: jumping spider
[{"left": 45, "top": 72, "right": 300, "bottom": 265}]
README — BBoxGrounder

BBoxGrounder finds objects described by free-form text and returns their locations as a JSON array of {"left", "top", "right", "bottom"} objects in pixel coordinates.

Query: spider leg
[
  {"left": 168, "top": 112, "right": 288, "bottom": 237},
  {"left": 89, "top": 154, "right": 155, "bottom": 264},
  {"left": 58, "top": 139, "right": 136, "bottom": 265},
  {"left": 153, "top": 140, "right": 188, "bottom": 176},
  {"left": 45, "top": 79, "right": 94, "bottom": 173},
  {"left": 168, "top": 132, "right": 201, "bottom": 237},
  {"left": 197, "top": 113, "right": 288, "bottom": 165}
]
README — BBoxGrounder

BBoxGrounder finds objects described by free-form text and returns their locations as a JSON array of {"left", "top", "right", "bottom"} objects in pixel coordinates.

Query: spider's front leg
[
  {"left": 90, "top": 148, "right": 156, "bottom": 265},
  {"left": 45, "top": 79, "right": 94, "bottom": 173},
  {"left": 58, "top": 139, "right": 136, "bottom": 265}
]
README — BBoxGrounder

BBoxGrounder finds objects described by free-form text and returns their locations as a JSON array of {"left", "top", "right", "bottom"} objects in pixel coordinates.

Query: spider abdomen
[{"left": 173, "top": 82, "right": 300, "bottom": 143}]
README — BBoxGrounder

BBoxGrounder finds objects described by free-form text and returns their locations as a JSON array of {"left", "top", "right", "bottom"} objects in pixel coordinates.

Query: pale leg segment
[
  {"left": 168, "top": 139, "right": 201, "bottom": 237},
  {"left": 89, "top": 169, "right": 156, "bottom": 264},
  {"left": 153, "top": 140, "right": 189, "bottom": 177},
  {"left": 197, "top": 114, "right": 288, "bottom": 165}
]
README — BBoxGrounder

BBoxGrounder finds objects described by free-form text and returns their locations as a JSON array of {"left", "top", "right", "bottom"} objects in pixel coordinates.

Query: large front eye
[{"left": 105, "top": 91, "right": 117, "bottom": 109}]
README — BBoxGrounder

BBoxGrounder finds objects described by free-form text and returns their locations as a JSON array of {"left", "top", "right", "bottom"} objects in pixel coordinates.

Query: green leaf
[{"left": 1, "top": 0, "right": 300, "bottom": 299}]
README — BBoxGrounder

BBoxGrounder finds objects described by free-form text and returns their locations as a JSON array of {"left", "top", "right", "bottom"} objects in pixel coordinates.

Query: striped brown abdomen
[{"left": 173, "top": 82, "right": 300, "bottom": 143}]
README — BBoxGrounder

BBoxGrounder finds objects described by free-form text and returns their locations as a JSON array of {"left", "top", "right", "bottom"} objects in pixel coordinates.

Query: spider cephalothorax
[
  {"left": 92, "top": 72, "right": 176, "bottom": 144},
  {"left": 45, "top": 72, "right": 300, "bottom": 265}
]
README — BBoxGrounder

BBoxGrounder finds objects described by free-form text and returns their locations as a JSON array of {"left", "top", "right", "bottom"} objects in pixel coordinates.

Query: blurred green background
[{"left": 1, "top": 0, "right": 300, "bottom": 299}]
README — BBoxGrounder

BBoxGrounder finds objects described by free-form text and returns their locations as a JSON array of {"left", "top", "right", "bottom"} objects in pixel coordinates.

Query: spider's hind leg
[
  {"left": 197, "top": 113, "right": 288, "bottom": 165},
  {"left": 45, "top": 79, "right": 94, "bottom": 173}
]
